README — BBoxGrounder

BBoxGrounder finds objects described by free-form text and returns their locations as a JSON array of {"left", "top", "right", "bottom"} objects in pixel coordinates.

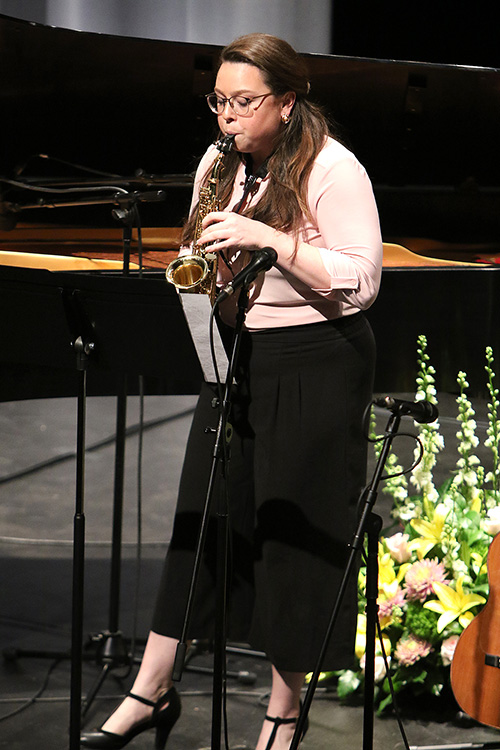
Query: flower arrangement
[{"left": 335, "top": 335, "right": 500, "bottom": 713}]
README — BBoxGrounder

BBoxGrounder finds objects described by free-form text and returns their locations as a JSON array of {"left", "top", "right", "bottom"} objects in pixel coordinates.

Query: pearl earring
[{"left": 281, "top": 113, "right": 290, "bottom": 124}]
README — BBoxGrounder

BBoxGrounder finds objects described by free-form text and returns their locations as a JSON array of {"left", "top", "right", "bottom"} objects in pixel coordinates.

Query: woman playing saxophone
[{"left": 81, "top": 32, "right": 383, "bottom": 750}]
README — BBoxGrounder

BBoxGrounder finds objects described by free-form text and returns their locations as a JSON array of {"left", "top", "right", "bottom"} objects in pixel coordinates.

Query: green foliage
[{"left": 404, "top": 603, "right": 440, "bottom": 643}]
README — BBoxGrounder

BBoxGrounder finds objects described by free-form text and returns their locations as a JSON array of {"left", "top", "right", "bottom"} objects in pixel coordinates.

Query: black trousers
[{"left": 152, "top": 312, "right": 376, "bottom": 672}]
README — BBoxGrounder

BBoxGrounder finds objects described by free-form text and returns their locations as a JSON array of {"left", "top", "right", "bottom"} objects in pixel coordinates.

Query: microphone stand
[
  {"left": 290, "top": 409, "right": 403, "bottom": 750},
  {"left": 172, "top": 282, "right": 251, "bottom": 750},
  {"left": 80, "top": 188, "right": 168, "bottom": 715},
  {"left": 68, "top": 332, "right": 94, "bottom": 750},
  {"left": 79, "top": 193, "right": 137, "bottom": 717},
  {"left": 70, "top": 190, "right": 160, "bottom": 744}
]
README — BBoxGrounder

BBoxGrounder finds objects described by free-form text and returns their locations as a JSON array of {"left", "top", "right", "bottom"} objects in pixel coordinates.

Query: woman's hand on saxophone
[
  {"left": 198, "top": 211, "right": 278, "bottom": 256},
  {"left": 198, "top": 208, "right": 350, "bottom": 294},
  {"left": 199, "top": 210, "right": 328, "bottom": 292}
]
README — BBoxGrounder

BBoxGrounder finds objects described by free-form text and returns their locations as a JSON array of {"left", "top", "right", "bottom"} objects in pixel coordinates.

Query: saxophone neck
[{"left": 165, "top": 135, "right": 234, "bottom": 301}]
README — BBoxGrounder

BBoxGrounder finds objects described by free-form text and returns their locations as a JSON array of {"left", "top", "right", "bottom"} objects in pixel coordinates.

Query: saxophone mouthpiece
[{"left": 216, "top": 134, "right": 235, "bottom": 153}]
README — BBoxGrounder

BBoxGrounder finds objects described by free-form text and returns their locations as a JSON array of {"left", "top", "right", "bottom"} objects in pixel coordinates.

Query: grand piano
[{"left": 1, "top": 12, "right": 499, "bottom": 398}]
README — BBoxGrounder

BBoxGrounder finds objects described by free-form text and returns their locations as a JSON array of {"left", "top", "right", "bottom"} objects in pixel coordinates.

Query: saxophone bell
[{"left": 165, "top": 251, "right": 215, "bottom": 289}]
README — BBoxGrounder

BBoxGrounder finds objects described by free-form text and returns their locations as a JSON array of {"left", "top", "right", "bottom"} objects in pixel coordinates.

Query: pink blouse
[{"left": 187, "top": 136, "right": 383, "bottom": 331}]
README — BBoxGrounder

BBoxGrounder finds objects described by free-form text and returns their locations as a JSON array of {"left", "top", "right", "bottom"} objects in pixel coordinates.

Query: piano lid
[{"left": 1, "top": 12, "right": 499, "bottom": 245}]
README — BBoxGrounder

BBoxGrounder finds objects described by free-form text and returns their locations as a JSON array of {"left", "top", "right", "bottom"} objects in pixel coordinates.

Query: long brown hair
[{"left": 182, "top": 33, "right": 334, "bottom": 244}]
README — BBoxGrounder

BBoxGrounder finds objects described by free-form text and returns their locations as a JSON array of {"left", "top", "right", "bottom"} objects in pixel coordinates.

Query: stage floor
[{"left": 1, "top": 393, "right": 500, "bottom": 750}]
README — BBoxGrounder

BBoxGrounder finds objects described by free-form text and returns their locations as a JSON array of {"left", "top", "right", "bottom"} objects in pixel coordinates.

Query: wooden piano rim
[
  {"left": 382, "top": 242, "right": 485, "bottom": 268},
  {"left": 0, "top": 224, "right": 494, "bottom": 271}
]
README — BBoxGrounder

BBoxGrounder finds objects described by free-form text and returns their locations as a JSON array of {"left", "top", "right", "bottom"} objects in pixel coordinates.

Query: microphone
[
  {"left": 215, "top": 247, "right": 278, "bottom": 304},
  {"left": 373, "top": 396, "right": 439, "bottom": 424}
]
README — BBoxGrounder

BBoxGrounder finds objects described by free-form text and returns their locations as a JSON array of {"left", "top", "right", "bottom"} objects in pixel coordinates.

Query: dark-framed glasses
[{"left": 206, "top": 92, "right": 273, "bottom": 115}]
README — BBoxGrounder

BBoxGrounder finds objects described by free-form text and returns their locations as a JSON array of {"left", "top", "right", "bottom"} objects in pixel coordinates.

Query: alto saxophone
[{"left": 165, "top": 134, "right": 235, "bottom": 303}]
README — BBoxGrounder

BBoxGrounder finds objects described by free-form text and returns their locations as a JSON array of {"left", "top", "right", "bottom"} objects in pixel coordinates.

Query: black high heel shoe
[
  {"left": 263, "top": 708, "right": 309, "bottom": 750},
  {"left": 80, "top": 686, "right": 181, "bottom": 750}
]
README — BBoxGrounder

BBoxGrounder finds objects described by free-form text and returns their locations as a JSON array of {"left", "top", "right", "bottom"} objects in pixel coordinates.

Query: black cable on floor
[{"left": 0, "top": 658, "right": 60, "bottom": 722}]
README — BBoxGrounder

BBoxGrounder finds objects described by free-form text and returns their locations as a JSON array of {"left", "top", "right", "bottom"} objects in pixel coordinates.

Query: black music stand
[{"left": 0, "top": 265, "right": 203, "bottom": 750}]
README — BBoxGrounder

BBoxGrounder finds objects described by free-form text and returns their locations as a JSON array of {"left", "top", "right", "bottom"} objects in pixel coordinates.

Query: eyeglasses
[{"left": 206, "top": 92, "right": 274, "bottom": 116}]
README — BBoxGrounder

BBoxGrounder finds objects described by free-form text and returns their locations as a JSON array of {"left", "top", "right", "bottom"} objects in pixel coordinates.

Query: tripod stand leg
[
  {"left": 81, "top": 662, "right": 113, "bottom": 718},
  {"left": 81, "top": 628, "right": 131, "bottom": 717}
]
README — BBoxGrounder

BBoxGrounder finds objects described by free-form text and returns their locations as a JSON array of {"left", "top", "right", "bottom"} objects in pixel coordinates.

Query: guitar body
[{"left": 451, "top": 532, "right": 500, "bottom": 728}]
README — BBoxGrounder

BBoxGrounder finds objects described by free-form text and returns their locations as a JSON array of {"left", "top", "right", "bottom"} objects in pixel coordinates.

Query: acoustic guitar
[{"left": 451, "top": 532, "right": 500, "bottom": 728}]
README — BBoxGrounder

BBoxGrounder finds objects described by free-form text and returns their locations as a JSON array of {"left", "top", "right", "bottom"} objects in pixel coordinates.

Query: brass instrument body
[{"left": 166, "top": 135, "right": 234, "bottom": 301}]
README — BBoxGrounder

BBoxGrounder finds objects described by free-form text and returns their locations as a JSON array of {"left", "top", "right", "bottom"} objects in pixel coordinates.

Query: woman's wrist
[{"left": 266, "top": 228, "right": 296, "bottom": 266}]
